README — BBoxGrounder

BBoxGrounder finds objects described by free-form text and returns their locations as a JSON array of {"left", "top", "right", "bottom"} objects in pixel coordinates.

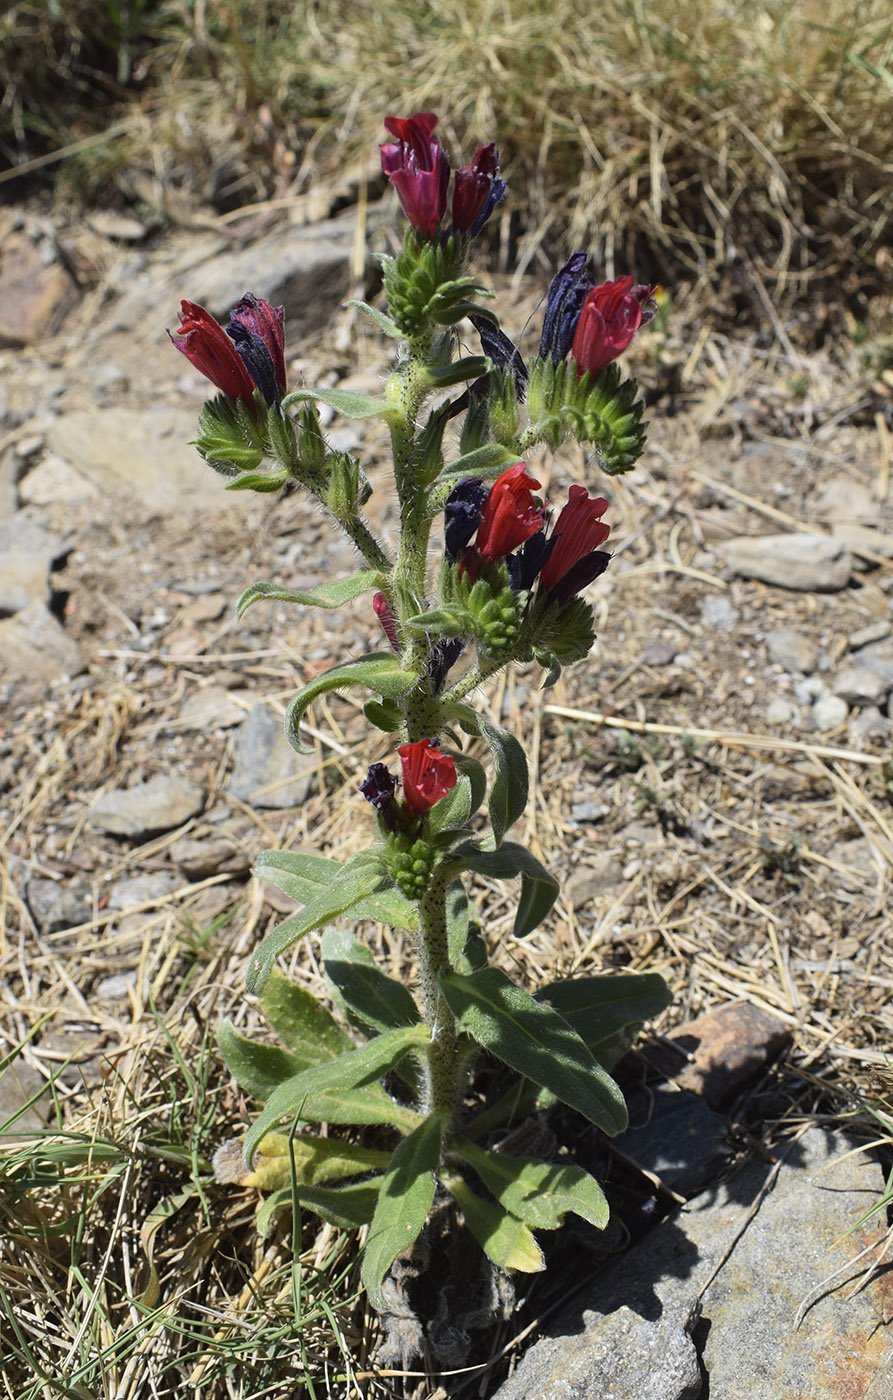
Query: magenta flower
[
  {"left": 169, "top": 300, "right": 258, "bottom": 411},
  {"left": 475, "top": 463, "right": 544, "bottom": 564},
  {"left": 570, "top": 277, "right": 657, "bottom": 379},
  {"left": 380, "top": 113, "right": 450, "bottom": 237},
  {"left": 452, "top": 142, "right": 506, "bottom": 236}
]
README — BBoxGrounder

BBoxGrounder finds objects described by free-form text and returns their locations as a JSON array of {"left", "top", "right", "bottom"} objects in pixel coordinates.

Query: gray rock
[
  {"left": 765, "top": 627, "right": 818, "bottom": 673},
  {"left": 26, "top": 878, "right": 92, "bottom": 934},
  {"left": 850, "top": 638, "right": 893, "bottom": 688},
  {"left": 0, "top": 601, "right": 87, "bottom": 682},
  {"left": 0, "top": 550, "right": 49, "bottom": 615},
  {"left": 721, "top": 534, "right": 852, "bottom": 591},
  {"left": 700, "top": 594, "right": 739, "bottom": 631},
  {"left": 619, "top": 1085, "right": 729, "bottom": 1197},
  {"left": 848, "top": 706, "right": 889, "bottom": 745},
  {"left": 0, "top": 518, "right": 67, "bottom": 566},
  {"left": 794, "top": 675, "right": 827, "bottom": 704},
  {"left": 831, "top": 665, "right": 888, "bottom": 705},
  {"left": 569, "top": 800, "right": 610, "bottom": 823},
  {"left": 849, "top": 619, "right": 891, "bottom": 648},
  {"left": 831, "top": 521, "right": 893, "bottom": 564},
  {"left": 0, "top": 1057, "right": 49, "bottom": 1132},
  {"left": 228, "top": 703, "right": 316, "bottom": 809},
  {"left": 495, "top": 1130, "right": 891, "bottom": 1400},
  {"left": 640, "top": 639, "right": 678, "bottom": 666},
  {"left": 18, "top": 452, "right": 101, "bottom": 505},
  {"left": 813, "top": 692, "right": 849, "bottom": 732},
  {"left": 89, "top": 774, "right": 206, "bottom": 838},
  {"left": 95, "top": 973, "right": 135, "bottom": 1001},
  {"left": 178, "top": 685, "right": 253, "bottom": 731},
  {"left": 812, "top": 477, "right": 877, "bottom": 521},
  {"left": 766, "top": 696, "right": 800, "bottom": 726},
  {"left": 565, "top": 854, "right": 625, "bottom": 908},
  {"left": 107, "top": 872, "right": 179, "bottom": 909},
  {"left": 169, "top": 834, "right": 253, "bottom": 879}
]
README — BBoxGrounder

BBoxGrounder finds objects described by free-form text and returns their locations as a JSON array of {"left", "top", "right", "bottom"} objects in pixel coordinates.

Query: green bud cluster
[
  {"left": 382, "top": 231, "right": 488, "bottom": 339},
  {"left": 531, "top": 595, "right": 597, "bottom": 663},
  {"left": 192, "top": 393, "right": 266, "bottom": 474},
  {"left": 563, "top": 363, "right": 647, "bottom": 475},
  {"left": 384, "top": 833, "right": 436, "bottom": 899},
  {"left": 440, "top": 562, "right": 523, "bottom": 659}
]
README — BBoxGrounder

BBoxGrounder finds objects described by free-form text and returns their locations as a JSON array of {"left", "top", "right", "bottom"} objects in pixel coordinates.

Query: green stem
[
  {"left": 415, "top": 865, "right": 459, "bottom": 1121},
  {"left": 336, "top": 513, "right": 392, "bottom": 572},
  {"left": 440, "top": 657, "right": 505, "bottom": 708}
]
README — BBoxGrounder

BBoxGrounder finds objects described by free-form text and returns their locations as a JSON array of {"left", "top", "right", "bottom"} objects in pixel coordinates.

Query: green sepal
[
  {"left": 281, "top": 387, "right": 399, "bottom": 422},
  {"left": 451, "top": 1137, "right": 610, "bottom": 1232},
  {"left": 448, "top": 840, "right": 558, "bottom": 938},
  {"left": 236, "top": 569, "right": 380, "bottom": 619},
  {"left": 565, "top": 363, "right": 648, "bottom": 475},
  {"left": 345, "top": 299, "right": 404, "bottom": 339},
  {"left": 442, "top": 1172, "right": 544, "bottom": 1273},
  {"left": 534, "top": 648, "right": 563, "bottom": 688},
  {"left": 322, "top": 928, "right": 422, "bottom": 1035},
  {"left": 224, "top": 470, "right": 288, "bottom": 493},
  {"left": 438, "top": 965, "right": 628, "bottom": 1135},
  {"left": 254, "top": 849, "right": 417, "bottom": 930},
  {"left": 361, "top": 1113, "right": 445, "bottom": 1308},
  {"left": 246, "top": 855, "right": 390, "bottom": 994},
  {"left": 535, "top": 972, "right": 672, "bottom": 1068},
  {"left": 191, "top": 393, "right": 266, "bottom": 474},
  {"left": 284, "top": 652, "right": 417, "bottom": 755},
  {"left": 530, "top": 595, "right": 597, "bottom": 665},
  {"left": 403, "top": 606, "right": 467, "bottom": 638},
  {"left": 244, "top": 1025, "right": 430, "bottom": 1163},
  {"left": 257, "top": 1178, "right": 385, "bottom": 1237}
]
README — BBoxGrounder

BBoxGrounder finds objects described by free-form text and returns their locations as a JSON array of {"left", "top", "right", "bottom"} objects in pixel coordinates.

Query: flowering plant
[{"left": 172, "top": 111, "right": 669, "bottom": 1338}]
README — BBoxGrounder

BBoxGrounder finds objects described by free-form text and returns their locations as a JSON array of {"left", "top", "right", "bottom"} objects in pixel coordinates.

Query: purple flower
[
  {"left": 452, "top": 143, "right": 506, "bottom": 236},
  {"left": 380, "top": 113, "right": 450, "bottom": 237},
  {"left": 538, "top": 252, "right": 594, "bottom": 364},
  {"left": 570, "top": 278, "right": 658, "bottom": 379},
  {"left": 360, "top": 763, "right": 400, "bottom": 830},
  {"left": 227, "top": 294, "right": 286, "bottom": 406},
  {"left": 444, "top": 477, "right": 489, "bottom": 561},
  {"left": 169, "top": 301, "right": 258, "bottom": 411}
]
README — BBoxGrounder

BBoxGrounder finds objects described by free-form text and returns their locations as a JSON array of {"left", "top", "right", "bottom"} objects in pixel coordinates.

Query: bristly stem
[{"left": 415, "top": 864, "right": 459, "bottom": 1122}]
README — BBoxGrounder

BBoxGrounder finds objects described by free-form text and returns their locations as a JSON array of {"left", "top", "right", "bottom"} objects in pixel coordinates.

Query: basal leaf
[
  {"left": 439, "top": 966, "right": 628, "bottom": 1136},
  {"left": 244, "top": 1130, "right": 390, "bottom": 1190},
  {"left": 244, "top": 1025, "right": 428, "bottom": 1163},
  {"left": 452, "top": 1137, "right": 610, "bottom": 1231},
  {"left": 535, "top": 972, "right": 672, "bottom": 1068},
  {"left": 217, "top": 1020, "right": 300, "bottom": 1101},
  {"left": 361, "top": 1114, "right": 444, "bottom": 1308},
  {"left": 257, "top": 1178, "right": 385, "bottom": 1237},
  {"left": 236, "top": 570, "right": 379, "bottom": 619},
  {"left": 322, "top": 928, "right": 421, "bottom": 1034},
  {"left": 443, "top": 1172, "right": 544, "bottom": 1273},
  {"left": 285, "top": 652, "right": 417, "bottom": 755}
]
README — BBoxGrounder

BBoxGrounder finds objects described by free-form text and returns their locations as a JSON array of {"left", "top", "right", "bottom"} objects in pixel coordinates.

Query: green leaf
[
  {"left": 428, "top": 444, "right": 520, "bottom": 509},
  {"left": 236, "top": 570, "right": 379, "bottom": 620},
  {"left": 445, "top": 879, "right": 470, "bottom": 967},
  {"left": 247, "top": 1130, "right": 391, "bottom": 1188},
  {"left": 452, "top": 1137, "right": 610, "bottom": 1232},
  {"left": 427, "top": 773, "right": 473, "bottom": 837},
  {"left": 282, "top": 387, "right": 398, "bottom": 421},
  {"left": 361, "top": 1114, "right": 444, "bottom": 1308},
  {"left": 452, "top": 752, "right": 487, "bottom": 815},
  {"left": 443, "top": 1172, "right": 544, "bottom": 1272},
  {"left": 322, "top": 929, "right": 421, "bottom": 1034},
  {"left": 257, "top": 1178, "right": 384, "bottom": 1236},
  {"left": 438, "top": 966, "right": 628, "bottom": 1135},
  {"left": 224, "top": 470, "right": 288, "bottom": 493},
  {"left": 246, "top": 859, "right": 389, "bottom": 995},
  {"left": 217, "top": 1020, "right": 300, "bottom": 1101},
  {"left": 364, "top": 696, "right": 403, "bottom": 733},
  {"left": 244, "top": 1025, "right": 429, "bottom": 1163},
  {"left": 254, "top": 849, "right": 418, "bottom": 930},
  {"left": 535, "top": 973, "right": 672, "bottom": 1068},
  {"left": 477, "top": 716, "right": 528, "bottom": 847},
  {"left": 450, "top": 840, "right": 558, "bottom": 937},
  {"left": 284, "top": 652, "right": 417, "bottom": 754},
  {"left": 345, "top": 300, "right": 404, "bottom": 338},
  {"left": 534, "top": 648, "right": 563, "bottom": 688},
  {"left": 257, "top": 968, "right": 354, "bottom": 1064},
  {"left": 427, "top": 355, "right": 490, "bottom": 389}
]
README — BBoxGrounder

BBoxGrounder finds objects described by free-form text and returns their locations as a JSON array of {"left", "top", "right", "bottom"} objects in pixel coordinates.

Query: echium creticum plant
[{"left": 171, "top": 113, "right": 670, "bottom": 1312}]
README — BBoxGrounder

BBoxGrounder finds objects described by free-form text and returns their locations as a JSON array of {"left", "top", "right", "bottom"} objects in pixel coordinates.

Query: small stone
[
  {"left": 178, "top": 686, "right": 252, "bottom": 731},
  {"left": 95, "top": 973, "right": 135, "bottom": 1001},
  {"left": 169, "top": 835, "right": 252, "bottom": 880},
  {"left": 831, "top": 521, "right": 893, "bottom": 564},
  {"left": 0, "top": 231, "right": 79, "bottom": 346},
  {"left": 228, "top": 703, "right": 316, "bottom": 809},
  {"left": 18, "top": 452, "right": 100, "bottom": 505},
  {"left": 721, "top": 534, "right": 852, "bottom": 591},
  {"left": 793, "top": 675, "right": 826, "bottom": 704},
  {"left": 849, "top": 620, "right": 891, "bottom": 649},
  {"left": 766, "top": 697, "right": 800, "bottom": 726},
  {"left": 0, "top": 550, "right": 49, "bottom": 615},
  {"left": 0, "top": 601, "right": 86, "bottom": 683},
  {"left": 0, "top": 1058, "right": 49, "bottom": 1132},
  {"left": 848, "top": 706, "right": 889, "bottom": 746},
  {"left": 812, "top": 692, "right": 849, "bottom": 732},
  {"left": 700, "top": 594, "right": 739, "bottom": 631},
  {"left": 565, "top": 854, "right": 625, "bottom": 909},
  {"left": 850, "top": 638, "right": 893, "bottom": 688},
  {"left": 640, "top": 639, "right": 678, "bottom": 666},
  {"left": 179, "top": 592, "right": 228, "bottom": 624},
  {"left": 569, "top": 800, "right": 610, "bottom": 822},
  {"left": 89, "top": 774, "right": 206, "bottom": 839},
  {"left": 812, "top": 476, "right": 877, "bottom": 521},
  {"left": 640, "top": 1000, "right": 791, "bottom": 1108},
  {"left": 831, "top": 665, "right": 887, "bottom": 705},
  {"left": 107, "top": 872, "right": 179, "bottom": 909},
  {"left": 26, "top": 878, "right": 92, "bottom": 934},
  {"left": 765, "top": 628, "right": 818, "bottom": 674}
]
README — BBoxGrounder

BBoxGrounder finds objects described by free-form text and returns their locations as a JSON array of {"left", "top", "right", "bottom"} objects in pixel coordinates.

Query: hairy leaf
[
  {"left": 236, "top": 570, "right": 379, "bottom": 619},
  {"left": 284, "top": 652, "right": 417, "bottom": 755},
  {"left": 361, "top": 1114, "right": 444, "bottom": 1308},
  {"left": 322, "top": 928, "right": 421, "bottom": 1034},
  {"left": 443, "top": 1172, "right": 544, "bottom": 1272},
  {"left": 255, "top": 849, "right": 417, "bottom": 930},
  {"left": 452, "top": 1137, "right": 609, "bottom": 1231},
  {"left": 257, "top": 968, "right": 354, "bottom": 1064},
  {"left": 535, "top": 972, "right": 672, "bottom": 1067}
]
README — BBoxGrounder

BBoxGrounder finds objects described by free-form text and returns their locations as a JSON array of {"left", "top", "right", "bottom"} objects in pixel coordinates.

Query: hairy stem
[{"left": 415, "top": 865, "right": 460, "bottom": 1121}]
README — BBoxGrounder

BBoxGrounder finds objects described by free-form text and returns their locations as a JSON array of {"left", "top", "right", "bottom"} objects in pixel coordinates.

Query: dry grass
[{"left": 2, "top": 1, "right": 892, "bottom": 302}]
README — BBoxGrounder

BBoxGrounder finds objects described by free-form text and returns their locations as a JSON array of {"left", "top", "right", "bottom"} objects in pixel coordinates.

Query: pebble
[
  {"left": 18, "top": 452, "right": 100, "bottom": 505},
  {"left": 849, "top": 638, "right": 893, "bottom": 688},
  {"left": 811, "top": 476, "right": 877, "bottom": 521},
  {"left": 812, "top": 692, "right": 849, "bottom": 732},
  {"left": 765, "top": 627, "right": 818, "bottom": 674},
  {"left": 228, "top": 702, "right": 317, "bottom": 809},
  {"left": 848, "top": 706, "right": 889, "bottom": 746},
  {"left": 0, "top": 601, "right": 87, "bottom": 683},
  {"left": 766, "top": 696, "right": 800, "bottom": 726},
  {"left": 89, "top": 774, "right": 206, "bottom": 838},
  {"left": 107, "top": 872, "right": 179, "bottom": 909},
  {"left": 26, "top": 878, "right": 92, "bottom": 934},
  {"left": 178, "top": 685, "right": 253, "bottom": 731},
  {"left": 849, "top": 620, "right": 891, "bottom": 649},
  {"left": 95, "top": 973, "right": 135, "bottom": 1001},
  {"left": 721, "top": 534, "right": 852, "bottom": 591},
  {"left": 565, "top": 854, "right": 625, "bottom": 909},
  {"left": 700, "top": 594, "right": 739, "bottom": 631},
  {"left": 169, "top": 834, "right": 252, "bottom": 880},
  {"left": 638, "top": 1000, "right": 791, "bottom": 1109},
  {"left": 640, "top": 638, "right": 678, "bottom": 666},
  {"left": 831, "top": 521, "right": 893, "bottom": 563},
  {"left": 831, "top": 665, "right": 887, "bottom": 706},
  {"left": 794, "top": 675, "right": 827, "bottom": 704}
]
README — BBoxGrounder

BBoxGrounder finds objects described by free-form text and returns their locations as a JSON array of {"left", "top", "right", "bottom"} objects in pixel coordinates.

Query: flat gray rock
[
  {"left": 832, "top": 665, "right": 888, "bottom": 705},
  {"left": 721, "top": 534, "right": 852, "bottom": 591},
  {"left": 228, "top": 702, "right": 316, "bottom": 809},
  {"left": 178, "top": 685, "right": 253, "bottom": 730},
  {"left": 0, "top": 601, "right": 86, "bottom": 682},
  {"left": 89, "top": 774, "right": 206, "bottom": 838},
  {"left": 618, "top": 1085, "right": 729, "bottom": 1197},
  {"left": 494, "top": 1129, "right": 891, "bottom": 1400},
  {"left": 26, "top": 878, "right": 92, "bottom": 934},
  {"left": 850, "top": 638, "right": 893, "bottom": 688},
  {"left": 765, "top": 627, "right": 819, "bottom": 674}
]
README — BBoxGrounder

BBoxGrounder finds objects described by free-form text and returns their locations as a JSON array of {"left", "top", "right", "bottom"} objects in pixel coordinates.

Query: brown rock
[
  {"left": 0, "top": 233, "right": 78, "bottom": 347},
  {"left": 641, "top": 1000, "right": 791, "bottom": 1107}
]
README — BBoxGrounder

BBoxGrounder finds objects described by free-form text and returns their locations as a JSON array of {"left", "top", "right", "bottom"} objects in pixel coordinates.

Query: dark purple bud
[
  {"left": 444, "top": 477, "right": 489, "bottom": 561},
  {"left": 452, "top": 143, "right": 506, "bottom": 236},
  {"left": 228, "top": 294, "right": 287, "bottom": 394},
  {"left": 546, "top": 549, "right": 612, "bottom": 605},
  {"left": 429, "top": 637, "right": 466, "bottom": 693},
  {"left": 539, "top": 252, "right": 594, "bottom": 364},
  {"left": 360, "top": 763, "right": 400, "bottom": 830},
  {"left": 226, "top": 322, "right": 281, "bottom": 407},
  {"left": 468, "top": 313, "right": 528, "bottom": 396},
  {"left": 505, "top": 528, "right": 556, "bottom": 591}
]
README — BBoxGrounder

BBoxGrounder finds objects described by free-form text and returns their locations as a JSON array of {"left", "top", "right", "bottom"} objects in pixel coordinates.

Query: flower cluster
[
  {"left": 380, "top": 112, "right": 506, "bottom": 240},
  {"left": 170, "top": 294, "right": 287, "bottom": 411}
]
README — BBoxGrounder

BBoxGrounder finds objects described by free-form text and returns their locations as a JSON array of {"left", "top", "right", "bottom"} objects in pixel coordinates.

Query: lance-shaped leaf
[
  {"left": 246, "top": 858, "right": 390, "bottom": 995},
  {"left": 236, "top": 569, "right": 379, "bottom": 620},
  {"left": 217, "top": 1020, "right": 301, "bottom": 1101},
  {"left": 465, "top": 715, "right": 528, "bottom": 847},
  {"left": 445, "top": 879, "right": 470, "bottom": 967},
  {"left": 427, "top": 444, "right": 521, "bottom": 511},
  {"left": 442, "top": 1172, "right": 544, "bottom": 1273},
  {"left": 257, "top": 968, "right": 355, "bottom": 1064},
  {"left": 450, "top": 841, "right": 558, "bottom": 938},
  {"left": 427, "top": 773, "right": 475, "bottom": 838},
  {"left": 439, "top": 966, "right": 628, "bottom": 1136},
  {"left": 257, "top": 1178, "right": 385, "bottom": 1237},
  {"left": 255, "top": 850, "right": 417, "bottom": 930},
  {"left": 452, "top": 1137, "right": 610, "bottom": 1232},
  {"left": 535, "top": 972, "right": 672, "bottom": 1068},
  {"left": 244, "top": 1024, "right": 429, "bottom": 1163},
  {"left": 346, "top": 300, "right": 403, "bottom": 339},
  {"left": 239, "top": 1130, "right": 391, "bottom": 1192},
  {"left": 282, "top": 387, "right": 399, "bottom": 421},
  {"left": 322, "top": 928, "right": 421, "bottom": 1035},
  {"left": 284, "top": 652, "right": 417, "bottom": 755},
  {"left": 361, "top": 1114, "right": 444, "bottom": 1309},
  {"left": 426, "top": 355, "right": 490, "bottom": 390}
]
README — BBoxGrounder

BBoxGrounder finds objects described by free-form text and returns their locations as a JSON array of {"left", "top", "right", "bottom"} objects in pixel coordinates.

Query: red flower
[
  {"left": 452, "top": 142, "right": 506, "bottom": 235},
  {"left": 397, "top": 739, "right": 457, "bottom": 814},
  {"left": 475, "top": 463, "right": 544, "bottom": 563},
  {"left": 539, "top": 485, "right": 612, "bottom": 603},
  {"left": 380, "top": 113, "right": 450, "bottom": 237},
  {"left": 169, "top": 300, "right": 257, "bottom": 409},
  {"left": 570, "top": 278, "right": 656, "bottom": 379}
]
